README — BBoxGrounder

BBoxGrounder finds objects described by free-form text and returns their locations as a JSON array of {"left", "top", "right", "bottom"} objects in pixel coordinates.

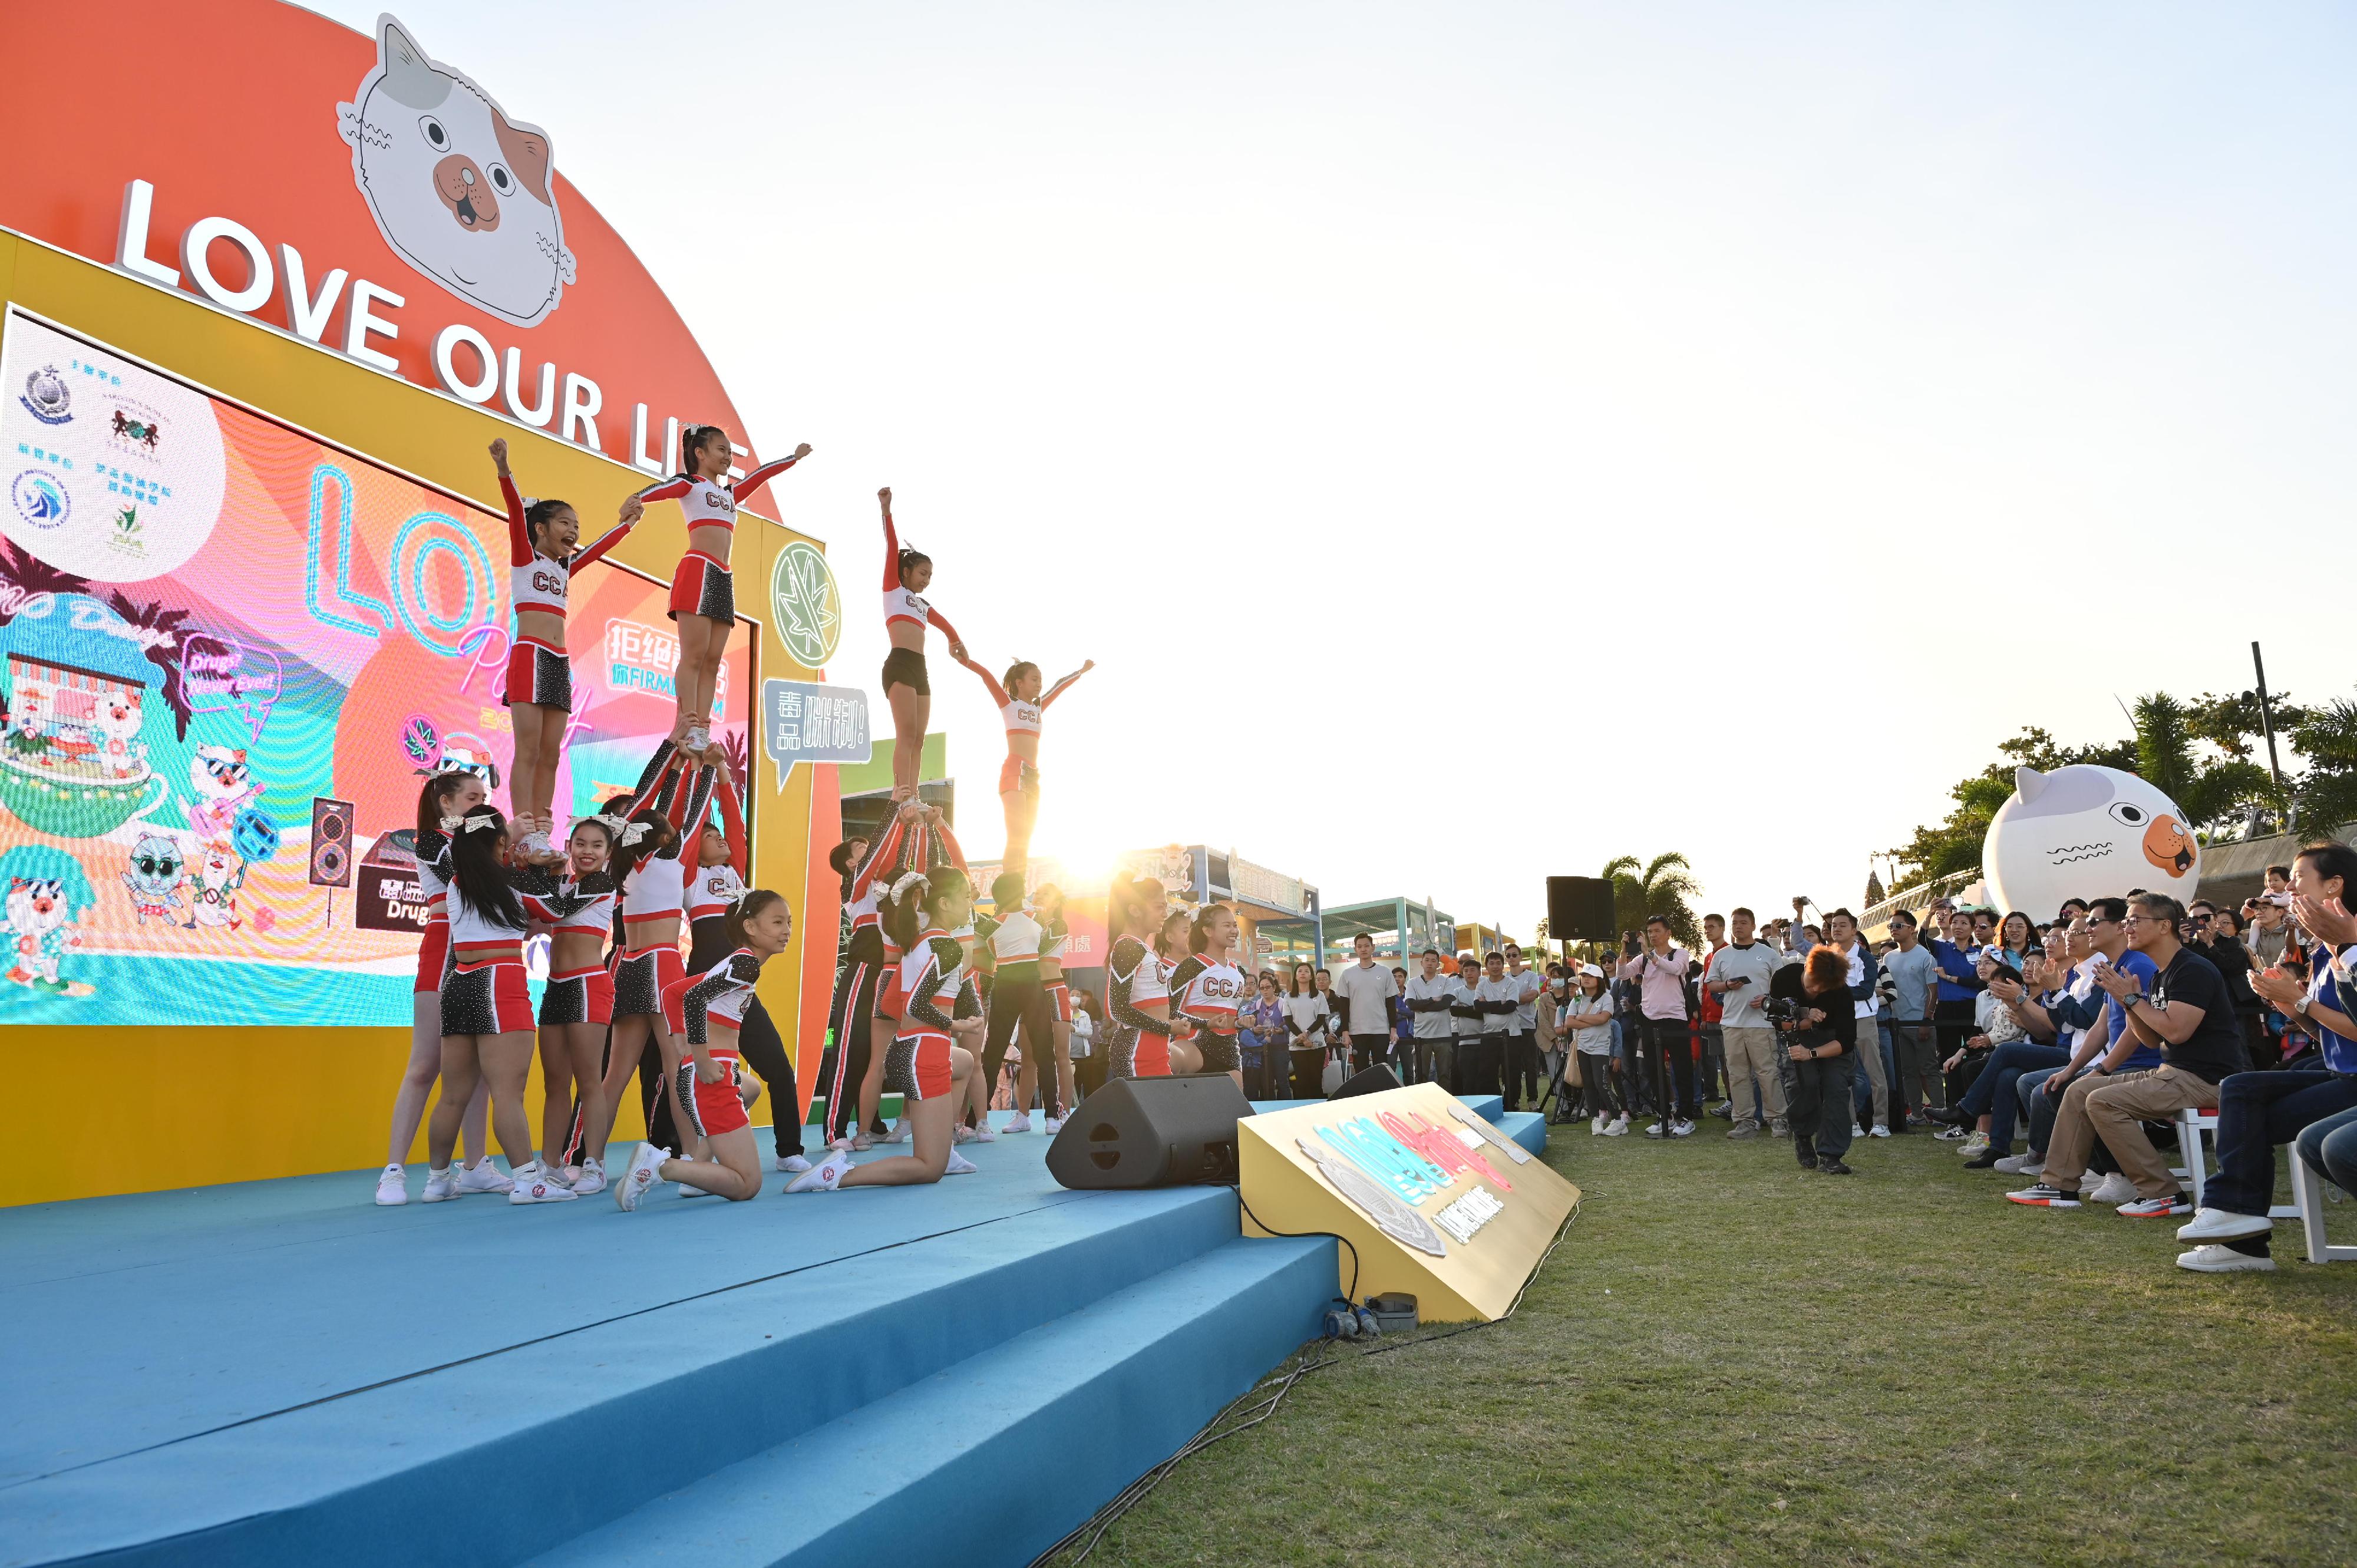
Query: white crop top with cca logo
[{"left": 885, "top": 586, "right": 936, "bottom": 630}]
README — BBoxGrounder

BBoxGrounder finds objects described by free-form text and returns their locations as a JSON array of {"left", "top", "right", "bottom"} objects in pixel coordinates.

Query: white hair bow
[
  {"left": 890, "top": 870, "right": 929, "bottom": 900},
  {"left": 453, "top": 815, "right": 498, "bottom": 834},
  {"left": 439, "top": 814, "right": 467, "bottom": 832},
  {"left": 593, "top": 812, "right": 650, "bottom": 847}
]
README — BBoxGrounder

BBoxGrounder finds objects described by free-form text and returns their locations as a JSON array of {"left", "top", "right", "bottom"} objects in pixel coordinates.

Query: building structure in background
[
  {"left": 837, "top": 732, "right": 953, "bottom": 844},
  {"left": 1316, "top": 895, "right": 1456, "bottom": 970}
]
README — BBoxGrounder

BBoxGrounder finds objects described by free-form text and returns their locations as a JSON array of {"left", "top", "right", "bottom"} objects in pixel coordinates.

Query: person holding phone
[{"left": 1706, "top": 907, "right": 1787, "bottom": 1137}]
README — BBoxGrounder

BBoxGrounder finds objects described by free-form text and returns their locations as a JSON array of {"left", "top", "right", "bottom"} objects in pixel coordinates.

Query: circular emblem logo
[
  {"left": 10, "top": 469, "right": 71, "bottom": 529},
  {"left": 18, "top": 364, "right": 72, "bottom": 425},
  {"left": 771, "top": 540, "right": 841, "bottom": 668}
]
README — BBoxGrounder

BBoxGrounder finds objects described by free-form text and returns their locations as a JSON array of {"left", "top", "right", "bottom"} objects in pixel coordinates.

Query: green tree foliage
[
  {"left": 1887, "top": 727, "right": 2135, "bottom": 886},
  {"left": 2287, "top": 699, "right": 2357, "bottom": 832},
  {"left": 1599, "top": 851, "right": 1704, "bottom": 952}
]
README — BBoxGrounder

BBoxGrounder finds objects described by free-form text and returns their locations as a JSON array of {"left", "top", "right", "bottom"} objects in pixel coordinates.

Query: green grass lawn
[{"left": 1058, "top": 1123, "right": 2357, "bottom": 1567}]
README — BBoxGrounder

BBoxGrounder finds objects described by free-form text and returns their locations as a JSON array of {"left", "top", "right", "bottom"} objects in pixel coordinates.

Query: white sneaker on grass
[
  {"left": 1851, "top": 1123, "right": 1867, "bottom": 1140},
  {"left": 374, "top": 1163, "right": 408, "bottom": 1206},
  {"left": 1003, "top": 1113, "right": 1034, "bottom": 1135},
  {"left": 2177, "top": 1206, "right": 2273, "bottom": 1243},
  {"left": 2176, "top": 1243, "right": 2276, "bottom": 1273},
  {"left": 1602, "top": 1115, "right": 1629, "bottom": 1137},
  {"left": 455, "top": 1161, "right": 513, "bottom": 1196},
  {"left": 2087, "top": 1173, "right": 2138, "bottom": 1206},
  {"left": 2117, "top": 1193, "right": 2193, "bottom": 1219},
  {"left": 1992, "top": 1153, "right": 2038, "bottom": 1174},
  {"left": 614, "top": 1144, "right": 671, "bottom": 1212},
  {"left": 945, "top": 1149, "right": 978, "bottom": 1176},
  {"left": 509, "top": 1161, "right": 578, "bottom": 1204},
  {"left": 1957, "top": 1133, "right": 1990, "bottom": 1158},
  {"left": 421, "top": 1166, "right": 460, "bottom": 1203},
  {"left": 785, "top": 1150, "right": 854, "bottom": 1193},
  {"left": 774, "top": 1153, "right": 813, "bottom": 1174},
  {"left": 1868, "top": 1124, "right": 1891, "bottom": 1139},
  {"left": 2006, "top": 1183, "right": 2081, "bottom": 1208}
]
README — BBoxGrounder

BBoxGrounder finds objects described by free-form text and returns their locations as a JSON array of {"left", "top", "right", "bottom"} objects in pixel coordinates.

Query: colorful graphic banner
[
  {"left": 0, "top": 312, "right": 751, "bottom": 1025},
  {"left": 759, "top": 678, "right": 869, "bottom": 790}
]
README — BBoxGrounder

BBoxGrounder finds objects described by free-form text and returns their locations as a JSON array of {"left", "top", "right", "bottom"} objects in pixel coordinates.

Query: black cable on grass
[{"left": 1031, "top": 1195, "right": 1582, "bottom": 1565}]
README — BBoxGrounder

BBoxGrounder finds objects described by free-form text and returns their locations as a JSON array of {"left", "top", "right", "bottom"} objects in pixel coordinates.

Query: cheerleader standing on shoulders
[
  {"left": 616, "top": 891, "right": 797, "bottom": 1207},
  {"left": 419, "top": 806, "right": 608, "bottom": 1204},
  {"left": 375, "top": 771, "right": 499, "bottom": 1205},
  {"left": 536, "top": 816, "right": 619, "bottom": 1193},
  {"left": 636, "top": 427, "right": 811, "bottom": 759},
  {"left": 948, "top": 648, "right": 1092, "bottom": 873},
  {"left": 490, "top": 438, "right": 643, "bottom": 854},
  {"left": 1102, "top": 877, "right": 1202, "bottom": 1081},
  {"left": 684, "top": 770, "right": 808, "bottom": 1173},
  {"left": 790, "top": 870, "right": 985, "bottom": 1191},
  {"left": 1168, "top": 902, "right": 1249, "bottom": 1090},
  {"left": 877, "top": 487, "right": 965, "bottom": 801}
]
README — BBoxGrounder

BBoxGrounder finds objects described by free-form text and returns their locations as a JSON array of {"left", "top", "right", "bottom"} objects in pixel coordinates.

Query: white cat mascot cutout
[
  {"left": 1982, "top": 765, "right": 2201, "bottom": 919},
  {"left": 337, "top": 14, "right": 575, "bottom": 326}
]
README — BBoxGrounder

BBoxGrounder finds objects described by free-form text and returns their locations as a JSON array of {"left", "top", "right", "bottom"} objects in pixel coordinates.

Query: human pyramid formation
[{"left": 377, "top": 424, "right": 1247, "bottom": 1214}]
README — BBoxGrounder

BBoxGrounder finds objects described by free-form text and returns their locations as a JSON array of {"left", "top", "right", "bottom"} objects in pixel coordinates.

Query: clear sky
[{"left": 318, "top": 1, "right": 2357, "bottom": 934}]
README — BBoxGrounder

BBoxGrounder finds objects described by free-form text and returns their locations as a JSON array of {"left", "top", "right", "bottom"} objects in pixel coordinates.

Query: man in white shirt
[
  {"left": 1402, "top": 948, "right": 1460, "bottom": 1086},
  {"left": 1503, "top": 942, "right": 1546, "bottom": 1111},
  {"left": 1332, "top": 933, "right": 1400, "bottom": 1078},
  {"left": 1704, "top": 906, "right": 1788, "bottom": 1138},
  {"left": 1467, "top": 950, "right": 1522, "bottom": 1101}
]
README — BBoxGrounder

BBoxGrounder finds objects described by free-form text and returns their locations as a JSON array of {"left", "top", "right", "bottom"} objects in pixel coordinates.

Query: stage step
[
  {"left": 6, "top": 1186, "right": 1296, "bottom": 1568},
  {"left": 520, "top": 1233, "right": 1333, "bottom": 1568}
]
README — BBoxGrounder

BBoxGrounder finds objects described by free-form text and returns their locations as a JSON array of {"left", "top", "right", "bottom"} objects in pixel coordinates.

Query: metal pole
[{"left": 2254, "top": 641, "right": 2290, "bottom": 828}]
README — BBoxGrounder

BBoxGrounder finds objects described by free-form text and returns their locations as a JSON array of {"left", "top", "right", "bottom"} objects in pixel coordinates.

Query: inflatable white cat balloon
[
  {"left": 1981, "top": 765, "right": 2201, "bottom": 920},
  {"left": 337, "top": 14, "right": 575, "bottom": 326}
]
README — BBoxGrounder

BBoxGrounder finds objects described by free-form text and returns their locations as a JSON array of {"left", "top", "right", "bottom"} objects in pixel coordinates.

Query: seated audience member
[
  {"left": 2007, "top": 893, "right": 2247, "bottom": 1216},
  {"left": 2177, "top": 843, "right": 2357, "bottom": 1272}
]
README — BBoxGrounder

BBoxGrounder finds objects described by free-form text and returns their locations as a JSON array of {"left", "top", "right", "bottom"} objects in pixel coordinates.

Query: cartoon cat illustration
[
  {"left": 184, "top": 745, "right": 265, "bottom": 844},
  {"left": 4, "top": 876, "right": 77, "bottom": 991},
  {"left": 184, "top": 837, "right": 247, "bottom": 933},
  {"left": 336, "top": 14, "right": 575, "bottom": 326},
  {"left": 1982, "top": 764, "right": 2202, "bottom": 919},
  {"left": 95, "top": 689, "right": 146, "bottom": 779},
  {"left": 5, "top": 683, "right": 46, "bottom": 755},
  {"left": 121, "top": 833, "right": 186, "bottom": 925}
]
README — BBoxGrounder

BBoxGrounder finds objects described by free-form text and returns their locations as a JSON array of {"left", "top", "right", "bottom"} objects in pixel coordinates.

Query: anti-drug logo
[{"left": 770, "top": 540, "right": 841, "bottom": 668}]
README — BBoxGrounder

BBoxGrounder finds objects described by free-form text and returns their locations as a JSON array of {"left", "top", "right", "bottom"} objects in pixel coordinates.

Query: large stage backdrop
[{"left": 0, "top": 312, "right": 753, "bottom": 1026}]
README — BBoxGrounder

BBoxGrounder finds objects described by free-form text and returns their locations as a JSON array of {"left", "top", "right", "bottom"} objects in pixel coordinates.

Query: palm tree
[
  {"left": 1599, "top": 851, "right": 1704, "bottom": 952},
  {"left": 105, "top": 592, "right": 195, "bottom": 740},
  {"left": 0, "top": 540, "right": 89, "bottom": 628}
]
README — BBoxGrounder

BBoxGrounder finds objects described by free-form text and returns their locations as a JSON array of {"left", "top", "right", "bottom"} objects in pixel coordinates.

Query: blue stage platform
[{"left": 1, "top": 1099, "right": 1544, "bottom": 1568}]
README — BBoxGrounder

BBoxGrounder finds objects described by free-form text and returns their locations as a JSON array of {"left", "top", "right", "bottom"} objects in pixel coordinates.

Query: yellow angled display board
[{"left": 1237, "top": 1084, "right": 1577, "bottom": 1323}]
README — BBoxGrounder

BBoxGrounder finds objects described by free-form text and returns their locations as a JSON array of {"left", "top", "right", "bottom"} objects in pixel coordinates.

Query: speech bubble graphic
[
  {"left": 760, "top": 678, "right": 869, "bottom": 792},
  {"left": 182, "top": 632, "right": 283, "bottom": 742}
]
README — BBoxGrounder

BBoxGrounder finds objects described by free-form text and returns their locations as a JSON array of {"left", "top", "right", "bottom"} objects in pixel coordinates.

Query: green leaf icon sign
[{"left": 770, "top": 540, "right": 842, "bottom": 668}]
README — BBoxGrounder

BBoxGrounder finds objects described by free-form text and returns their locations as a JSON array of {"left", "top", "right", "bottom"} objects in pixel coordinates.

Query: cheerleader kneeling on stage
[
  {"left": 790, "top": 869, "right": 986, "bottom": 1191},
  {"left": 1168, "top": 902, "right": 1249, "bottom": 1091},
  {"left": 1102, "top": 877, "right": 1203, "bottom": 1081},
  {"left": 420, "top": 806, "right": 608, "bottom": 1204},
  {"left": 375, "top": 770, "right": 496, "bottom": 1205},
  {"left": 615, "top": 890, "right": 795, "bottom": 1209}
]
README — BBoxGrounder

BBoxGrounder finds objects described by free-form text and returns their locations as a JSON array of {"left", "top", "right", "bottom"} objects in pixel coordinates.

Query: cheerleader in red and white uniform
[
  {"left": 948, "top": 649, "right": 1092, "bottom": 873},
  {"left": 615, "top": 890, "right": 797, "bottom": 1207},
  {"left": 682, "top": 771, "right": 809, "bottom": 1174},
  {"left": 374, "top": 770, "right": 499, "bottom": 1206},
  {"left": 488, "top": 438, "right": 643, "bottom": 854},
  {"left": 419, "top": 806, "right": 608, "bottom": 1205},
  {"left": 790, "top": 870, "right": 984, "bottom": 1191},
  {"left": 1101, "top": 878, "right": 1204, "bottom": 1082},
  {"left": 820, "top": 803, "right": 925, "bottom": 1149},
  {"left": 863, "top": 804, "right": 970, "bottom": 1146},
  {"left": 635, "top": 427, "right": 810, "bottom": 760},
  {"left": 586, "top": 741, "right": 717, "bottom": 1160},
  {"left": 1033, "top": 883, "right": 1078, "bottom": 1128},
  {"left": 536, "top": 816, "right": 619, "bottom": 1193},
  {"left": 1168, "top": 903, "right": 1249, "bottom": 1090},
  {"left": 877, "top": 487, "right": 965, "bottom": 802}
]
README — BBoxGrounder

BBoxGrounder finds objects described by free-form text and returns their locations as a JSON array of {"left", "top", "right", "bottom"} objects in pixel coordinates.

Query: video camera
[{"left": 1763, "top": 995, "right": 1804, "bottom": 1028}]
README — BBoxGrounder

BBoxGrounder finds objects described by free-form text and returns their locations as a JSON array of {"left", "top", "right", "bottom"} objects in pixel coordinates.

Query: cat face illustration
[
  {"left": 191, "top": 745, "right": 253, "bottom": 801},
  {"left": 336, "top": 14, "right": 575, "bottom": 326}
]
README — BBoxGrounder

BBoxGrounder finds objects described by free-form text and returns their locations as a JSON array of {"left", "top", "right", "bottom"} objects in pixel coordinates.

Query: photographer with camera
[
  {"left": 1767, "top": 943, "right": 1860, "bottom": 1174},
  {"left": 1619, "top": 915, "right": 1699, "bottom": 1138}
]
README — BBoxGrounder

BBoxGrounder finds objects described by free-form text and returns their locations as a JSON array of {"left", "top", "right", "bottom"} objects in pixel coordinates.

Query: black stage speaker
[
  {"left": 310, "top": 796, "right": 354, "bottom": 887},
  {"left": 1329, "top": 1064, "right": 1402, "bottom": 1100},
  {"left": 1547, "top": 876, "right": 1617, "bottom": 941},
  {"left": 1047, "top": 1075, "right": 1252, "bottom": 1190}
]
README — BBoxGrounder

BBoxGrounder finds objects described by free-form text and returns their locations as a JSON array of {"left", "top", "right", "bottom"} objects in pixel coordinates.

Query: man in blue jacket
[{"left": 1825, "top": 908, "right": 1889, "bottom": 1137}]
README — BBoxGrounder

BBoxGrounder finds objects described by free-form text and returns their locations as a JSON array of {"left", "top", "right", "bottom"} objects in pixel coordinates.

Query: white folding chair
[{"left": 2176, "top": 1107, "right": 2352, "bottom": 1263}]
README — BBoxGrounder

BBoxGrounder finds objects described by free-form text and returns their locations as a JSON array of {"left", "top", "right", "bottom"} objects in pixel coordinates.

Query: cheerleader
[
  {"left": 615, "top": 890, "right": 797, "bottom": 1207},
  {"left": 1102, "top": 877, "right": 1203, "bottom": 1082},
  {"left": 374, "top": 770, "right": 496, "bottom": 1206},
  {"left": 947, "top": 649, "right": 1092, "bottom": 873},
  {"left": 419, "top": 806, "right": 608, "bottom": 1204},
  {"left": 877, "top": 487, "right": 965, "bottom": 802},
  {"left": 588, "top": 742, "right": 717, "bottom": 1158},
  {"left": 1031, "top": 883, "right": 1079, "bottom": 1130},
  {"left": 975, "top": 872, "right": 1059, "bottom": 1134},
  {"left": 635, "top": 426, "right": 811, "bottom": 760},
  {"left": 1168, "top": 902, "right": 1249, "bottom": 1090},
  {"left": 536, "top": 816, "right": 618, "bottom": 1193},
  {"left": 860, "top": 804, "right": 970, "bottom": 1147},
  {"left": 684, "top": 773, "right": 809, "bottom": 1174},
  {"left": 489, "top": 438, "right": 643, "bottom": 853},
  {"left": 789, "top": 870, "right": 985, "bottom": 1191}
]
